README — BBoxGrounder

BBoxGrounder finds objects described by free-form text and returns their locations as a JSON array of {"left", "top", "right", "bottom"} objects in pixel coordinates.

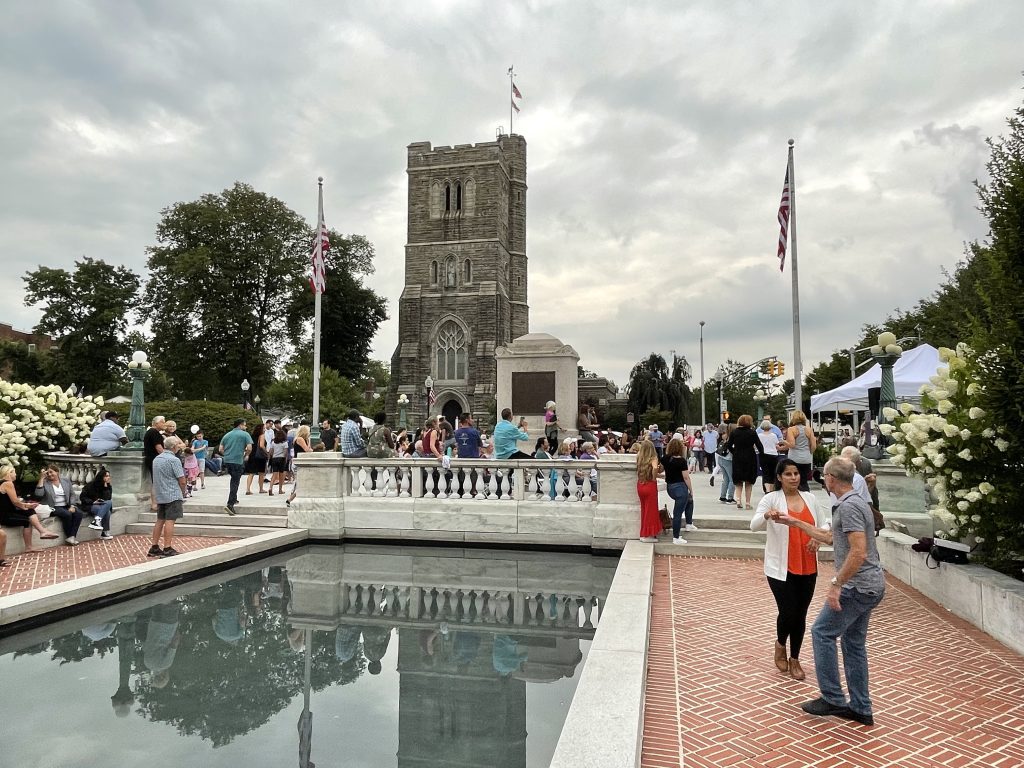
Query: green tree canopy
[
  {"left": 22, "top": 257, "right": 141, "bottom": 394},
  {"left": 626, "top": 353, "right": 691, "bottom": 427},
  {"left": 142, "top": 183, "right": 320, "bottom": 401}
]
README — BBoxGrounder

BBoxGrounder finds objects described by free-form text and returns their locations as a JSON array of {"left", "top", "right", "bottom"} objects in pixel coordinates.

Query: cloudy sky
[{"left": 2, "top": 1, "right": 1022, "bottom": 391}]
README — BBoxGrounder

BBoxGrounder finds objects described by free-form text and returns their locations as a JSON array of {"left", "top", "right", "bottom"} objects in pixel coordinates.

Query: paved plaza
[{"left": 642, "top": 555, "right": 1024, "bottom": 768}]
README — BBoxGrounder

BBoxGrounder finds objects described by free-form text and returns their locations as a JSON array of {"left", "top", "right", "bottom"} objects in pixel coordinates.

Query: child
[
  {"left": 544, "top": 400, "right": 559, "bottom": 448},
  {"left": 182, "top": 447, "right": 199, "bottom": 497}
]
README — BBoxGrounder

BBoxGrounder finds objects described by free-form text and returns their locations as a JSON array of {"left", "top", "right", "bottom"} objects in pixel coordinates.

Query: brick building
[
  {"left": 388, "top": 134, "right": 529, "bottom": 429},
  {"left": 0, "top": 322, "right": 52, "bottom": 350}
]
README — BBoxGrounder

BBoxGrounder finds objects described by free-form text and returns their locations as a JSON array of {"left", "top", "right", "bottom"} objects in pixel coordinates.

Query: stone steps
[
  {"left": 653, "top": 537, "right": 835, "bottom": 561},
  {"left": 124, "top": 522, "right": 273, "bottom": 539},
  {"left": 135, "top": 511, "right": 288, "bottom": 528}
]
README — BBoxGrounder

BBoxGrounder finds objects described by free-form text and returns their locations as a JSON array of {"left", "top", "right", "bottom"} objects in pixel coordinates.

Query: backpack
[{"left": 366, "top": 424, "right": 393, "bottom": 459}]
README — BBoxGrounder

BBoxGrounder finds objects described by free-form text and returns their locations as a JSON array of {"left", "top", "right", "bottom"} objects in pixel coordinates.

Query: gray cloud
[{"left": 1, "top": 0, "right": 1022, "bottom": 392}]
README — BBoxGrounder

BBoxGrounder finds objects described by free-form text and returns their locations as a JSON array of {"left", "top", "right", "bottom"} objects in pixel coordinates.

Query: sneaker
[
  {"left": 800, "top": 697, "right": 853, "bottom": 719},
  {"left": 147, "top": 544, "right": 164, "bottom": 557},
  {"left": 100, "top": 532, "right": 113, "bottom": 540},
  {"left": 639, "top": 536, "right": 659, "bottom": 543},
  {"left": 88, "top": 517, "right": 103, "bottom": 530},
  {"left": 65, "top": 536, "right": 78, "bottom": 546},
  {"left": 709, "top": 477, "right": 715, "bottom": 486},
  {"left": 836, "top": 708, "right": 875, "bottom": 726},
  {"left": 224, "top": 505, "right": 237, "bottom": 516},
  {"left": 684, "top": 523, "right": 699, "bottom": 532},
  {"left": 162, "top": 547, "right": 180, "bottom": 557},
  {"left": 672, "top": 537, "right": 687, "bottom": 545}
]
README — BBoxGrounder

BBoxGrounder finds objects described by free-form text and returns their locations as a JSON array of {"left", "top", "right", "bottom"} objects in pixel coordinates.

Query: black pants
[
  {"left": 51, "top": 505, "right": 83, "bottom": 538},
  {"left": 767, "top": 572, "right": 817, "bottom": 658},
  {"left": 794, "top": 462, "right": 812, "bottom": 492}
]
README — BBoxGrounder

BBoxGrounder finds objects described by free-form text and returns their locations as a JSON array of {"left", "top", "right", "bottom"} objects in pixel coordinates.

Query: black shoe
[
  {"left": 162, "top": 547, "right": 180, "bottom": 557},
  {"left": 835, "top": 708, "right": 875, "bottom": 726},
  {"left": 800, "top": 697, "right": 852, "bottom": 718},
  {"left": 147, "top": 544, "right": 164, "bottom": 557},
  {"left": 709, "top": 477, "right": 714, "bottom": 486},
  {"left": 225, "top": 505, "right": 236, "bottom": 516}
]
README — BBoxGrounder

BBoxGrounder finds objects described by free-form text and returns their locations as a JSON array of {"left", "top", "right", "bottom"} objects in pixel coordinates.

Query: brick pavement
[
  {"left": 0, "top": 534, "right": 237, "bottom": 597},
  {"left": 642, "top": 555, "right": 1024, "bottom": 768}
]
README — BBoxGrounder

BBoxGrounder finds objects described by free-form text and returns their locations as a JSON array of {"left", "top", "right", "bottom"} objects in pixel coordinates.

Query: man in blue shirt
[
  {"left": 340, "top": 409, "right": 367, "bottom": 457},
  {"left": 648, "top": 424, "right": 665, "bottom": 457},
  {"left": 453, "top": 413, "right": 483, "bottom": 497},
  {"left": 218, "top": 419, "right": 252, "bottom": 515},
  {"left": 703, "top": 425, "right": 719, "bottom": 471},
  {"left": 493, "top": 408, "right": 532, "bottom": 459},
  {"left": 87, "top": 411, "right": 128, "bottom": 456},
  {"left": 149, "top": 436, "right": 187, "bottom": 557}
]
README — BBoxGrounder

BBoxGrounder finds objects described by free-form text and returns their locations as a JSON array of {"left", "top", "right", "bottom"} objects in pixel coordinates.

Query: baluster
[
  {"left": 365, "top": 585, "right": 377, "bottom": 616},
  {"left": 493, "top": 591, "right": 510, "bottom": 624},
  {"left": 580, "top": 597, "right": 594, "bottom": 629},
  {"left": 428, "top": 588, "right": 439, "bottom": 619},
  {"left": 395, "top": 587, "right": 407, "bottom": 617}
]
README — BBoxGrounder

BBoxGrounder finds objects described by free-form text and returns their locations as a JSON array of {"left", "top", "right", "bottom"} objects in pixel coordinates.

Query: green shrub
[{"left": 145, "top": 400, "right": 250, "bottom": 446}]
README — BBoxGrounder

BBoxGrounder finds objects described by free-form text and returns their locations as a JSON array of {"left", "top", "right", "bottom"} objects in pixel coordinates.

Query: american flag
[
  {"left": 310, "top": 212, "right": 329, "bottom": 293},
  {"left": 511, "top": 97, "right": 520, "bottom": 113},
  {"left": 777, "top": 167, "right": 790, "bottom": 272},
  {"left": 512, "top": 82, "right": 523, "bottom": 100},
  {"left": 428, "top": 386, "right": 436, "bottom": 407}
]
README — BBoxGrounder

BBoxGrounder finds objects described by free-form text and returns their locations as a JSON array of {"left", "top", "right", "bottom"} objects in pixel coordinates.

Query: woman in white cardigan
[{"left": 750, "top": 458, "right": 825, "bottom": 680}]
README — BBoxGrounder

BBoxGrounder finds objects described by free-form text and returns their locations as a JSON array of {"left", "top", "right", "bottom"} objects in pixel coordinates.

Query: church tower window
[
  {"left": 444, "top": 183, "right": 451, "bottom": 213},
  {"left": 430, "top": 260, "right": 438, "bottom": 284},
  {"left": 435, "top": 321, "right": 467, "bottom": 381},
  {"left": 444, "top": 256, "right": 457, "bottom": 287},
  {"left": 463, "top": 259, "right": 472, "bottom": 283},
  {"left": 456, "top": 182, "right": 462, "bottom": 211}
]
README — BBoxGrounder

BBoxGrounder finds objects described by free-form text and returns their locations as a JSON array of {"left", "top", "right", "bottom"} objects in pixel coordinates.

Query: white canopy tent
[{"left": 810, "top": 343, "right": 940, "bottom": 414}]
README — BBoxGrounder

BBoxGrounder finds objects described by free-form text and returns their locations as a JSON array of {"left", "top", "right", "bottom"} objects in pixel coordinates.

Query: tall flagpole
[
  {"left": 787, "top": 139, "right": 803, "bottom": 413},
  {"left": 311, "top": 177, "right": 324, "bottom": 441},
  {"left": 508, "top": 66, "right": 514, "bottom": 133}
]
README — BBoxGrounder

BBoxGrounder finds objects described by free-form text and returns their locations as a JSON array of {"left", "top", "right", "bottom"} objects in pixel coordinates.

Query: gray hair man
[
  {"left": 777, "top": 456, "right": 885, "bottom": 726},
  {"left": 149, "top": 435, "right": 186, "bottom": 558}
]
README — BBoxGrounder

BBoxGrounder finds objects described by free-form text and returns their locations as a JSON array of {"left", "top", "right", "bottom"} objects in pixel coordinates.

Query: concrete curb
[
  {"left": 0, "top": 529, "right": 308, "bottom": 631},
  {"left": 550, "top": 539, "right": 654, "bottom": 768}
]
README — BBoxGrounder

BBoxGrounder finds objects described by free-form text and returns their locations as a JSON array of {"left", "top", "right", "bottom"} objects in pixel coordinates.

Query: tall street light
[
  {"left": 870, "top": 331, "right": 904, "bottom": 426},
  {"left": 424, "top": 375, "right": 434, "bottom": 421},
  {"left": 241, "top": 378, "right": 250, "bottom": 410},
  {"left": 125, "top": 351, "right": 151, "bottom": 450},
  {"left": 397, "top": 394, "right": 409, "bottom": 429},
  {"left": 699, "top": 321, "right": 706, "bottom": 426}
]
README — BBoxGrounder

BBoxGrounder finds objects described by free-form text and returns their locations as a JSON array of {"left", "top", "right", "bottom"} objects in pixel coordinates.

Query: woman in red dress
[{"left": 636, "top": 440, "right": 662, "bottom": 542}]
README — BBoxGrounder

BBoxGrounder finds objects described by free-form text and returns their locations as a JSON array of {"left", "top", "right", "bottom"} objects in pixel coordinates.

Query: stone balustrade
[
  {"left": 288, "top": 454, "right": 643, "bottom": 549},
  {"left": 40, "top": 451, "right": 148, "bottom": 522}
]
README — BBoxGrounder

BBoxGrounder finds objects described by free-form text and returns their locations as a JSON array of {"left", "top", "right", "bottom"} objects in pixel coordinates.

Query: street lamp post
[
  {"left": 714, "top": 367, "right": 725, "bottom": 424},
  {"left": 699, "top": 321, "right": 706, "bottom": 426},
  {"left": 241, "top": 378, "right": 250, "bottom": 410},
  {"left": 254, "top": 394, "right": 261, "bottom": 422},
  {"left": 870, "top": 331, "right": 904, "bottom": 426},
  {"left": 424, "top": 376, "right": 434, "bottom": 423},
  {"left": 754, "top": 388, "right": 767, "bottom": 423},
  {"left": 125, "top": 351, "right": 152, "bottom": 450},
  {"left": 397, "top": 394, "right": 409, "bottom": 429}
]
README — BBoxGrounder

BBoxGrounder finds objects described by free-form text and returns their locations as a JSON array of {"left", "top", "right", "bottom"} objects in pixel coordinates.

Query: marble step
[
  {"left": 124, "top": 522, "right": 270, "bottom": 538},
  {"left": 136, "top": 511, "right": 287, "bottom": 528},
  {"left": 175, "top": 501, "right": 290, "bottom": 517},
  {"left": 654, "top": 536, "right": 835, "bottom": 561}
]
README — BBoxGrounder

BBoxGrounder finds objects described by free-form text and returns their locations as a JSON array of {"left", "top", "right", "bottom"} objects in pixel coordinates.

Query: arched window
[
  {"left": 435, "top": 321, "right": 467, "bottom": 381},
  {"left": 430, "top": 260, "right": 438, "bottom": 284},
  {"left": 444, "top": 256, "right": 457, "bottom": 287},
  {"left": 456, "top": 182, "right": 462, "bottom": 211},
  {"left": 444, "top": 184, "right": 451, "bottom": 212},
  {"left": 463, "top": 259, "right": 472, "bottom": 283},
  {"left": 429, "top": 181, "right": 442, "bottom": 219},
  {"left": 464, "top": 179, "right": 476, "bottom": 214}
]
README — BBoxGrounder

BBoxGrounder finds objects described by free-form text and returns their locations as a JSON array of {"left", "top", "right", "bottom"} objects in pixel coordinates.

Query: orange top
[{"left": 787, "top": 501, "right": 817, "bottom": 576}]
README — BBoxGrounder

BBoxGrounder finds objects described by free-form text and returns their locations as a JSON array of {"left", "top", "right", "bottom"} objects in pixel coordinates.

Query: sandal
[
  {"left": 40, "top": 532, "right": 59, "bottom": 539},
  {"left": 0, "top": 559, "right": 10, "bottom": 567},
  {"left": 268, "top": 491, "right": 275, "bottom": 496},
  {"left": 245, "top": 491, "right": 253, "bottom": 495}
]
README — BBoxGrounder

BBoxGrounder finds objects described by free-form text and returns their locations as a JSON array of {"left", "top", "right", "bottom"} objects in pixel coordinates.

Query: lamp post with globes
[
  {"left": 397, "top": 394, "right": 409, "bottom": 429},
  {"left": 870, "top": 331, "right": 903, "bottom": 425},
  {"left": 125, "top": 351, "right": 152, "bottom": 449},
  {"left": 754, "top": 388, "right": 767, "bottom": 423},
  {"left": 254, "top": 394, "right": 261, "bottom": 422},
  {"left": 241, "top": 378, "right": 250, "bottom": 410},
  {"left": 424, "top": 375, "right": 434, "bottom": 422}
]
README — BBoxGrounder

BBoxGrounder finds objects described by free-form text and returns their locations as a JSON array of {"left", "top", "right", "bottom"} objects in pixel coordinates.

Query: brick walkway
[
  {"left": 0, "top": 534, "right": 237, "bottom": 597},
  {"left": 642, "top": 555, "right": 1024, "bottom": 768}
]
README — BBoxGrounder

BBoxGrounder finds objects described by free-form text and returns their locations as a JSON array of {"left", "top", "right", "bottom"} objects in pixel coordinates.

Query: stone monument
[{"left": 495, "top": 333, "right": 579, "bottom": 439}]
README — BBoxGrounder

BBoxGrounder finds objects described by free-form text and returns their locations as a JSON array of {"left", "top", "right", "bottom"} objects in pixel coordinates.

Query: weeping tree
[{"left": 626, "top": 353, "right": 692, "bottom": 427}]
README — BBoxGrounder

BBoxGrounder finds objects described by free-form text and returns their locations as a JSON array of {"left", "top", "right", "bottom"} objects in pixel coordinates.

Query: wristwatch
[{"left": 830, "top": 576, "right": 840, "bottom": 587}]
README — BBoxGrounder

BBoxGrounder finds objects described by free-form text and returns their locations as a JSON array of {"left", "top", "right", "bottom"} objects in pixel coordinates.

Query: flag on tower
[
  {"left": 511, "top": 98, "right": 520, "bottom": 113},
  {"left": 428, "top": 386, "right": 437, "bottom": 407},
  {"left": 310, "top": 207, "right": 329, "bottom": 294},
  {"left": 512, "top": 82, "right": 523, "bottom": 100},
  {"left": 777, "top": 167, "right": 791, "bottom": 272}
]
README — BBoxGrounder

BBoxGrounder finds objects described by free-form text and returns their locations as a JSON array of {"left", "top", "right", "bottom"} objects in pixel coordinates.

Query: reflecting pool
[{"left": 1, "top": 544, "right": 615, "bottom": 767}]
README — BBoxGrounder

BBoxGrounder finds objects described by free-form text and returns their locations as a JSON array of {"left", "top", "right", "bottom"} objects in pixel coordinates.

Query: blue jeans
[
  {"left": 666, "top": 482, "right": 691, "bottom": 538},
  {"left": 225, "top": 463, "right": 244, "bottom": 506},
  {"left": 89, "top": 499, "right": 113, "bottom": 531},
  {"left": 717, "top": 455, "right": 735, "bottom": 500},
  {"left": 811, "top": 587, "right": 885, "bottom": 716}
]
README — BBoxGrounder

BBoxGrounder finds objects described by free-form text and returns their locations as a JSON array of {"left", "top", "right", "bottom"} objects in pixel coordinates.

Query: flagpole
[
  {"left": 508, "top": 66, "right": 514, "bottom": 134},
  {"left": 787, "top": 139, "right": 803, "bottom": 413},
  {"left": 312, "top": 177, "right": 324, "bottom": 442}
]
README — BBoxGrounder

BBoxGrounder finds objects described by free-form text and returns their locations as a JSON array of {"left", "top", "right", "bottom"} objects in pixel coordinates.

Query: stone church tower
[{"left": 388, "top": 134, "right": 529, "bottom": 429}]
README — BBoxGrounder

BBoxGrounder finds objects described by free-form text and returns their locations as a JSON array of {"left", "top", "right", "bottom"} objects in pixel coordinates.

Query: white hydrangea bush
[
  {"left": 0, "top": 379, "right": 104, "bottom": 468},
  {"left": 879, "top": 343, "right": 1011, "bottom": 546}
]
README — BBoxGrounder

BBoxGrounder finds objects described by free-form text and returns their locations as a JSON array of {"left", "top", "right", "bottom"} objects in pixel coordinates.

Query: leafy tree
[
  {"left": 142, "top": 183, "right": 317, "bottom": 401},
  {"left": 364, "top": 359, "right": 391, "bottom": 392},
  {"left": 0, "top": 339, "right": 57, "bottom": 385},
  {"left": 264, "top": 364, "right": 365, "bottom": 423},
  {"left": 290, "top": 233, "right": 389, "bottom": 381},
  {"left": 626, "top": 353, "right": 692, "bottom": 426},
  {"left": 22, "top": 257, "right": 141, "bottom": 394}
]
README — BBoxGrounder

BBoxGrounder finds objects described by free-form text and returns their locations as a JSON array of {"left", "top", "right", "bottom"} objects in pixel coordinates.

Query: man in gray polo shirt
[
  {"left": 778, "top": 456, "right": 885, "bottom": 726},
  {"left": 150, "top": 436, "right": 187, "bottom": 558}
]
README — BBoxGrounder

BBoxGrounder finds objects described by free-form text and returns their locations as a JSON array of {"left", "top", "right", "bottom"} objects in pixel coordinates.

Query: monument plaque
[{"left": 511, "top": 371, "right": 556, "bottom": 414}]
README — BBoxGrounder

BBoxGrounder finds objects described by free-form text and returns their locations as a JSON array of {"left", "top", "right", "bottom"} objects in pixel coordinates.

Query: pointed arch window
[
  {"left": 463, "top": 259, "right": 472, "bottom": 284},
  {"left": 444, "top": 256, "right": 457, "bottom": 287},
  {"left": 444, "top": 183, "right": 451, "bottom": 213},
  {"left": 456, "top": 182, "right": 463, "bottom": 211},
  {"left": 435, "top": 321, "right": 467, "bottom": 381},
  {"left": 430, "top": 260, "right": 438, "bottom": 284}
]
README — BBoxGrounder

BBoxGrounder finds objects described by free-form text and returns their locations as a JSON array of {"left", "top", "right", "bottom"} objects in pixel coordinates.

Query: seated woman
[
  {"left": 1, "top": 465, "right": 59, "bottom": 557},
  {"left": 34, "top": 464, "right": 84, "bottom": 545},
  {"left": 80, "top": 467, "right": 114, "bottom": 540}
]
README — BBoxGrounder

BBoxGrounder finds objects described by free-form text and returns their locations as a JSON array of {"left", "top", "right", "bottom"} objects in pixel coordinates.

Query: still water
[{"left": 1, "top": 544, "right": 615, "bottom": 768}]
